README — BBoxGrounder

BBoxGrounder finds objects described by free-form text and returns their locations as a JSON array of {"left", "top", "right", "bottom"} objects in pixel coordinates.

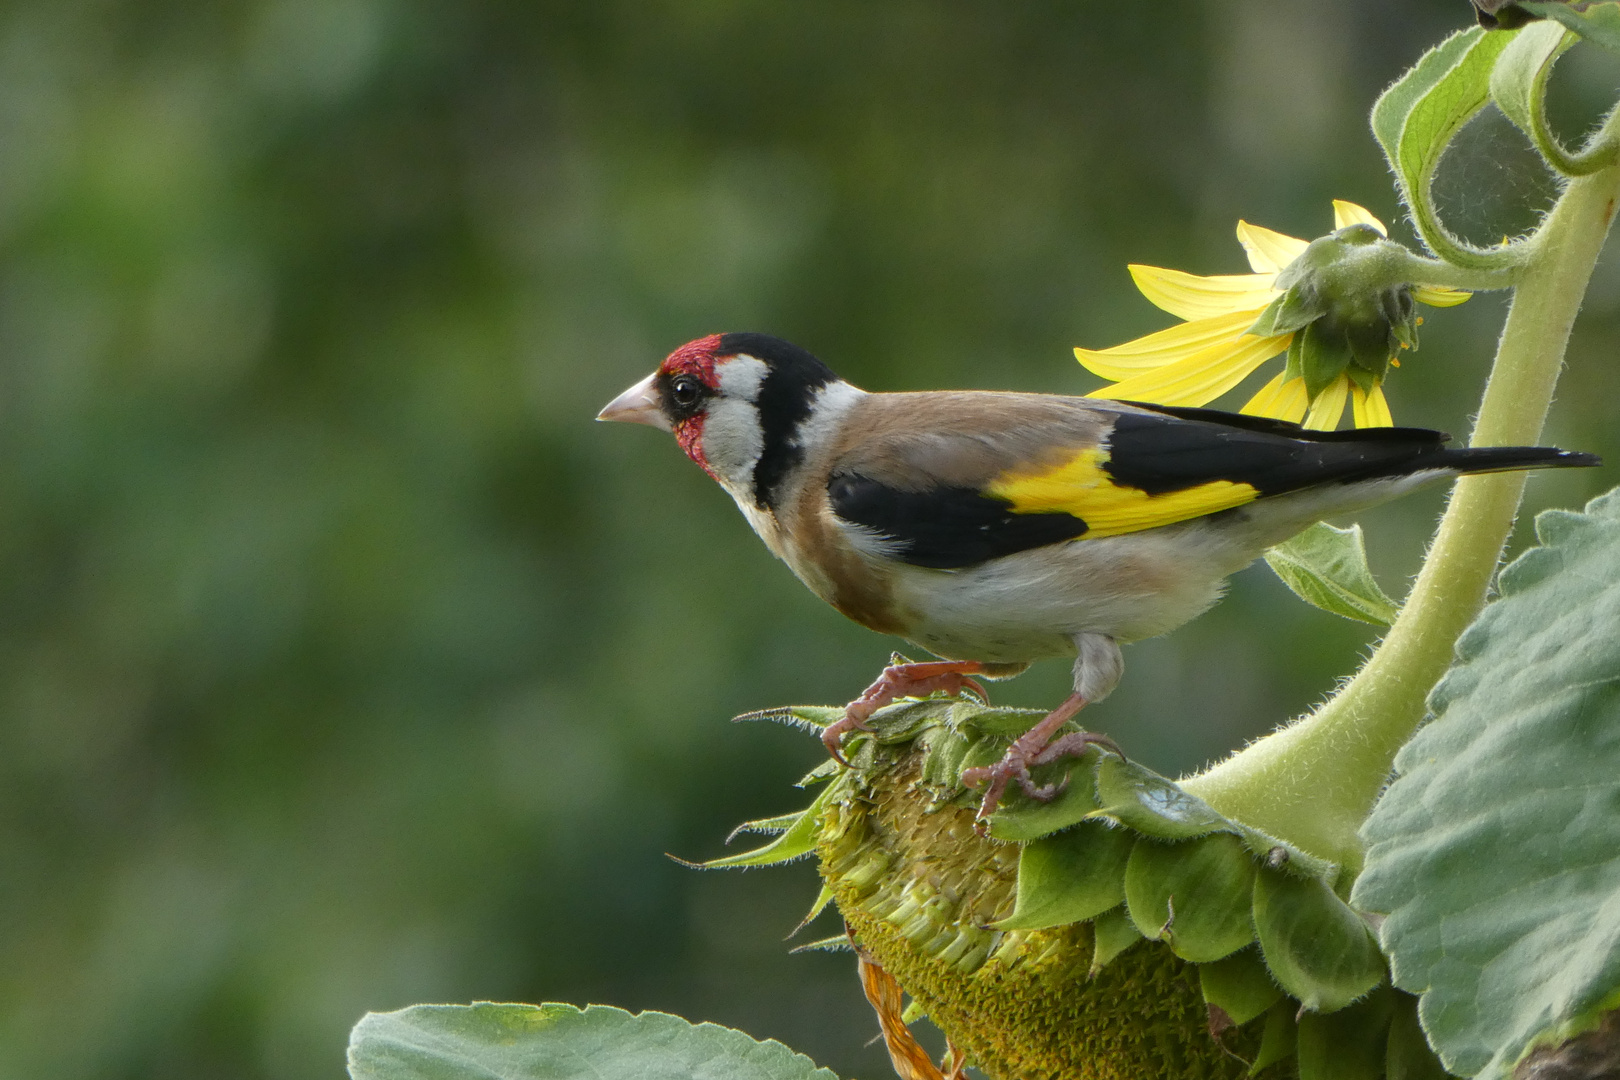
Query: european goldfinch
[{"left": 599, "top": 332, "right": 1598, "bottom": 815}]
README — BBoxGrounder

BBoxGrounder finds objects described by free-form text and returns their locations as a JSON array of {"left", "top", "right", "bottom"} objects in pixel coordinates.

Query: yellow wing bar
[{"left": 984, "top": 447, "right": 1259, "bottom": 539}]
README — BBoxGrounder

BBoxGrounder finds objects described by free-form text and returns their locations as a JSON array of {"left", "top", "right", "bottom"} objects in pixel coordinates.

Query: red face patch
[
  {"left": 660, "top": 334, "right": 725, "bottom": 477},
  {"left": 659, "top": 334, "right": 724, "bottom": 389}
]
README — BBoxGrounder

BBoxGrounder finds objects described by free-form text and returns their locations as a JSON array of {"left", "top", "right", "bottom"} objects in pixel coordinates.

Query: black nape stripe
[
  {"left": 716, "top": 333, "right": 839, "bottom": 509},
  {"left": 828, "top": 473, "right": 1089, "bottom": 569}
]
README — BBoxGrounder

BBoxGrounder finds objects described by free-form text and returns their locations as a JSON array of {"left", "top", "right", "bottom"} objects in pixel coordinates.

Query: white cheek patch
[
  {"left": 702, "top": 397, "right": 765, "bottom": 489},
  {"left": 695, "top": 355, "right": 772, "bottom": 490}
]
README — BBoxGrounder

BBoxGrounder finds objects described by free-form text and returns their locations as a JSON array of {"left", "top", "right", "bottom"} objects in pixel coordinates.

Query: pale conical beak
[{"left": 596, "top": 372, "right": 671, "bottom": 431}]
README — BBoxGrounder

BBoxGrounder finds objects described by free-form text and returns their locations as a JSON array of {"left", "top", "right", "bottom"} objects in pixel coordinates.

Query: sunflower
[{"left": 1076, "top": 201, "right": 1469, "bottom": 429}]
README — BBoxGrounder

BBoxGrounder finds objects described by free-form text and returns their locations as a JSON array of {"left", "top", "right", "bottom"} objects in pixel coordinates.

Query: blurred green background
[{"left": 1, "top": 2, "right": 1617, "bottom": 1077}]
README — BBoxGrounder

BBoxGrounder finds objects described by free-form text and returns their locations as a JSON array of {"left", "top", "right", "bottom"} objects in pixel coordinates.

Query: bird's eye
[{"left": 671, "top": 376, "right": 703, "bottom": 407}]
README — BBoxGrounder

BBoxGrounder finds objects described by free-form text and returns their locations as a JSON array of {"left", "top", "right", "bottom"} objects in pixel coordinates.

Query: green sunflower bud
[{"left": 1249, "top": 225, "right": 1427, "bottom": 406}]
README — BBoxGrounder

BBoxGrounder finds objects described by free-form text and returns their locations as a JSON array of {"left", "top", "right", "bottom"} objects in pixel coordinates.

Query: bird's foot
[
  {"left": 961, "top": 692, "right": 1119, "bottom": 821},
  {"left": 822, "top": 660, "right": 990, "bottom": 766}
]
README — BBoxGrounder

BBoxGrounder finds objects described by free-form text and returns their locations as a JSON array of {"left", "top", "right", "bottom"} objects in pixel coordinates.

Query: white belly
[{"left": 889, "top": 524, "right": 1250, "bottom": 664}]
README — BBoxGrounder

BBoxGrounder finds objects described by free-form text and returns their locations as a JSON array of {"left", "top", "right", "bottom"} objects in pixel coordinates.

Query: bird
[{"left": 598, "top": 332, "right": 1599, "bottom": 817}]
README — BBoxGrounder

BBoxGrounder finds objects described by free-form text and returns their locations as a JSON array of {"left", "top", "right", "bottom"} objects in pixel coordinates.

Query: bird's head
[{"left": 598, "top": 332, "right": 857, "bottom": 509}]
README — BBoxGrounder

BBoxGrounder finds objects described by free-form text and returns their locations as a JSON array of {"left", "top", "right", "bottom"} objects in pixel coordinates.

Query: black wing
[{"left": 826, "top": 473, "right": 1087, "bottom": 570}]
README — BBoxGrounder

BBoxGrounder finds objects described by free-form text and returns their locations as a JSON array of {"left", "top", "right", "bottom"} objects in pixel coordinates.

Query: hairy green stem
[
  {"left": 1394, "top": 251, "right": 1523, "bottom": 292},
  {"left": 1528, "top": 93, "right": 1620, "bottom": 177},
  {"left": 1409, "top": 183, "right": 1529, "bottom": 275},
  {"left": 1184, "top": 112, "right": 1620, "bottom": 876}
]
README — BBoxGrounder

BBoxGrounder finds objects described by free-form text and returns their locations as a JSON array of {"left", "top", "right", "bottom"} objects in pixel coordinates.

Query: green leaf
[
  {"left": 1200, "top": 947, "right": 1285, "bottom": 1028},
  {"left": 995, "top": 820, "right": 1134, "bottom": 930},
  {"left": 1491, "top": 21, "right": 1572, "bottom": 142},
  {"left": 1369, "top": 27, "right": 1516, "bottom": 266},
  {"left": 1371, "top": 29, "right": 1487, "bottom": 170},
  {"left": 347, "top": 1003, "right": 839, "bottom": 1080},
  {"left": 1088, "top": 905, "right": 1144, "bottom": 974},
  {"left": 917, "top": 722, "right": 975, "bottom": 789},
  {"left": 1124, "top": 833, "right": 1257, "bottom": 962},
  {"left": 1393, "top": 27, "right": 1515, "bottom": 224},
  {"left": 1522, "top": 0, "right": 1620, "bottom": 53},
  {"left": 1265, "top": 522, "right": 1399, "bottom": 626},
  {"left": 944, "top": 701, "right": 1051, "bottom": 739},
  {"left": 699, "top": 781, "right": 839, "bottom": 869},
  {"left": 1253, "top": 870, "right": 1384, "bottom": 1013},
  {"left": 1355, "top": 487, "right": 1620, "bottom": 1079}
]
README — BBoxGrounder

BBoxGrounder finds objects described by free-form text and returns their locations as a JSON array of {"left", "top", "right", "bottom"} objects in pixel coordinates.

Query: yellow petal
[
  {"left": 1412, "top": 285, "right": 1471, "bottom": 307},
  {"left": 1303, "top": 376, "right": 1349, "bottom": 430},
  {"left": 1351, "top": 383, "right": 1394, "bottom": 428},
  {"left": 1240, "top": 371, "right": 1309, "bottom": 424},
  {"left": 1128, "top": 264, "right": 1280, "bottom": 321},
  {"left": 1332, "top": 200, "right": 1387, "bottom": 236},
  {"left": 1235, "top": 221, "right": 1309, "bottom": 276},
  {"left": 1087, "top": 333, "right": 1291, "bottom": 407},
  {"left": 1074, "top": 310, "right": 1262, "bottom": 380}
]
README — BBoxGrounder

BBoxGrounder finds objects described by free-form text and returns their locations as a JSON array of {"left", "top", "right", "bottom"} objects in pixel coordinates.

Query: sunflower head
[{"left": 1077, "top": 201, "right": 1468, "bottom": 430}]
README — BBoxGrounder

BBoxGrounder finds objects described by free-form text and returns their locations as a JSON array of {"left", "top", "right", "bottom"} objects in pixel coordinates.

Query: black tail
[
  {"left": 1117, "top": 402, "right": 1600, "bottom": 496},
  {"left": 1432, "top": 445, "right": 1601, "bottom": 475}
]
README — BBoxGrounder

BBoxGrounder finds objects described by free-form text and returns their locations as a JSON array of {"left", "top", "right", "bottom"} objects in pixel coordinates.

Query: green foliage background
[{"left": 1, "top": 2, "right": 1617, "bottom": 1078}]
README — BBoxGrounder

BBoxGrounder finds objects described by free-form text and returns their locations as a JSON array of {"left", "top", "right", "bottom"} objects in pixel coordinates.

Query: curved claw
[
  {"left": 962, "top": 692, "right": 1109, "bottom": 819},
  {"left": 820, "top": 715, "right": 875, "bottom": 767}
]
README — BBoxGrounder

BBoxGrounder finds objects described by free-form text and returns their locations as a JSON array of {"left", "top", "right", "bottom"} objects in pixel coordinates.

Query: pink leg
[
  {"left": 822, "top": 660, "right": 989, "bottom": 766},
  {"left": 960, "top": 692, "right": 1120, "bottom": 819}
]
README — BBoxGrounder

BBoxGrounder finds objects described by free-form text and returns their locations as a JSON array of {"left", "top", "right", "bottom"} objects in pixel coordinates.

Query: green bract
[
  {"left": 347, "top": 1003, "right": 838, "bottom": 1080},
  {"left": 1247, "top": 226, "right": 1422, "bottom": 403},
  {"left": 1356, "top": 489, "right": 1620, "bottom": 1079}
]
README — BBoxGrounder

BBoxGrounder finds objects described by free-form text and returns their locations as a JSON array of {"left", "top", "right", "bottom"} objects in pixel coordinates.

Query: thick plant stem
[{"left": 1183, "top": 124, "right": 1620, "bottom": 876}]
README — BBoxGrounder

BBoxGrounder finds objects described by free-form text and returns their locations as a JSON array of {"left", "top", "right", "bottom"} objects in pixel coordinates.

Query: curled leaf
[
  {"left": 1265, "top": 522, "right": 1399, "bottom": 626},
  {"left": 1491, "top": 19, "right": 1618, "bottom": 175},
  {"left": 1370, "top": 26, "right": 1518, "bottom": 268}
]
